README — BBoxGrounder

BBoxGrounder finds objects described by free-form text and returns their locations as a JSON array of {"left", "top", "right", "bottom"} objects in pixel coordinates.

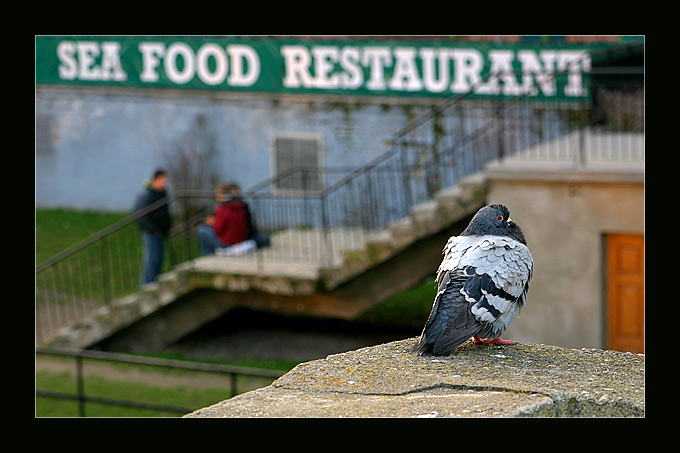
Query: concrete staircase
[{"left": 48, "top": 172, "right": 487, "bottom": 350}]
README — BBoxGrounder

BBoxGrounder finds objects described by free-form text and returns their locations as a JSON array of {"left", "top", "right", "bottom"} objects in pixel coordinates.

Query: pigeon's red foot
[{"left": 472, "top": 336, "right": 515, "bottom": 345}]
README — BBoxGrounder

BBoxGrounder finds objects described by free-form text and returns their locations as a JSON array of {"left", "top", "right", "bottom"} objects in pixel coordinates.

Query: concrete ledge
[
  {"left": 482, "top": 129, "right": 644, "bottom": 186},
  {"left": 483, "top": 162, "right": 644, "bottom": 185},
  {"left": 184, "top": 338, "right": 644, "bottom": 418}
]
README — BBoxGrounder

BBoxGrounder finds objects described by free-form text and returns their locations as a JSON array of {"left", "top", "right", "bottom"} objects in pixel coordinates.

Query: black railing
[
  {"left": 35, "top": 347, "right": 284, "bottom": 417},
  {"left": 36, "top": 43, "right": 643, "bottom": 346}
]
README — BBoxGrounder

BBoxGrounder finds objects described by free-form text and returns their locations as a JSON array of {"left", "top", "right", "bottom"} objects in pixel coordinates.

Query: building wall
[
  {"left": 487, "top": 172, "right": 644, "bottom": 349},
  {"left": 36, "top": 89, "right": 428, "bottom": 212},
  {"left": 36, "top": 35, "right": 625, "bottom": 213}
]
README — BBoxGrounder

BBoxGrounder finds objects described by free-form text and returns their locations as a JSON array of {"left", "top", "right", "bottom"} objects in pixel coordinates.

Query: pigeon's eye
[{"left": 497, "top": 216, "right": 503, "bottom": 221}]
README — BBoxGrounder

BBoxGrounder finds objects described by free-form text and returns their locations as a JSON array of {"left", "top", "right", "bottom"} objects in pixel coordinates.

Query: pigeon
[{"left": 411, "top": 204, "right": 533, "bottom": 356}]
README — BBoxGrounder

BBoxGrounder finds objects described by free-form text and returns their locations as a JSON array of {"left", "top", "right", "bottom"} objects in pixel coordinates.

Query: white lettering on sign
[
  {"left": 339, "top": 47, "right": 362, "bottom": 89},
  {"left": 311, "top": 46, "right": 339, "bottom": 88},
  {"left": 450, "top": 49, "right": 484, "bottom": 93},
  {"left": 479, "top": 50, "right": 521, "bottom": 95},
  {"left": 558, "top": 50, "right": 591, "bottom": 97},
  {"left": 53, "top": 39, "right": 589, "bottom": 98},
  {"left": 389, "top": 47, "right": 423, "bottom": 91},
  {"left": 139, "top": 42, "right": 261, "bottom": 87},
  {"left": 227, "top": 45, "right": 260, "bottom": 86},
  {"left": 518, "top": 50, "right": 557, "bottom": 96},
  {"left": 280, "top": 44, "right": 589, "bottom": 97},
  {"left": 362, "top": 47, "right": 392, "bottom": 90},
  {"left": 281, "top": 45, "right": 314, "bottom": 88},
  {"left": 138, "top": 42, "right": 165, "bottom": 82},
  {"left": 56, "top": 40, "right": 260, "bottom": 88},
  {"left": 57, "top": 41, "right": 127, "bottom": 82},
  {"left": 420, "top": 48, "right": 450, "bottom": 93},
  {"left": 196, "top": 43, "right": 228, "bottom": 86},
  {"left": 165, "top": 42, "right": 195, "bottom": 84}
]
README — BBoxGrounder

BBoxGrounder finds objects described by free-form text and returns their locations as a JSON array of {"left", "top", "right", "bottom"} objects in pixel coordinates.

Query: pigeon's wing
[
  {"left": 411, "top": 269, "right": 473, "bottom": 356},
  {"left": 431, "top": 270, "right": 484, "bottom": 354},
  {"left": 412, "top": 236, "right": 486, "bottom": 355},
  {"left": 420, "top": 235, "right": 533, "bottom": 355},
  {"left": 467, "top": 236, "right": 532, "bottom": 300},
  {"left": 457, "top": 236, "right": 533, "bottom": 337}
]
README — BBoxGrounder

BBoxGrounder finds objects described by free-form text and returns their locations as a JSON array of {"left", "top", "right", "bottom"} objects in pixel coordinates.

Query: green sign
[{"left": 36, "top": 36, "right": 606, "bottom": 100}]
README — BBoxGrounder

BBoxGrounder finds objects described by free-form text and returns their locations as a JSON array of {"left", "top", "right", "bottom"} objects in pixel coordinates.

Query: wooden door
[{"left": 606, "top": 233, "right": 644, "bottom": 353}]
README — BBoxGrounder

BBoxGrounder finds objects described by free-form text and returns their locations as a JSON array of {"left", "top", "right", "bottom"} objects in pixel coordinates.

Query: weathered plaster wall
[
  {"left": 485, "top": 165, "right": 644, "bottom": 349},
  {"left": 36, "top": 89, "right": 427, "bottom": 212}
]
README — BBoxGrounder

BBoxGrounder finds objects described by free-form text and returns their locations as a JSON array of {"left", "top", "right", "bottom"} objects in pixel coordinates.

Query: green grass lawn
[
  {"left": 35, "top": 352, "right": 297, "bottom": 418},
  {"left": 36, "top": 208, "right": 199, "bottom": 308},
  {"left": 356, "top": 276, "right": 436, "bottom": 327},
  {"left": 35, "top": 370, "right": 228, "bottom": 417},
  {"left": 35, "top": 351, "right": 298, "bottom": 417},
  {"left": 35, "top": 208, "right": 129, "bottom": 265}
]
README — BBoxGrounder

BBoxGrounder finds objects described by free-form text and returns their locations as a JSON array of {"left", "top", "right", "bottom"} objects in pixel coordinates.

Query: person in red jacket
[{"left": 197, "top": 183, "right": 255, "bottom": 255}]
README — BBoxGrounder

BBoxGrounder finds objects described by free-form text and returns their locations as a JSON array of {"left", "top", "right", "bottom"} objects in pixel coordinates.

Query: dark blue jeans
[
  {"left": 141, "top": 231, "right": 165, "bottom": 285},
  {"left": 197, "top": 224, "right": 228, "bottom": 256}
]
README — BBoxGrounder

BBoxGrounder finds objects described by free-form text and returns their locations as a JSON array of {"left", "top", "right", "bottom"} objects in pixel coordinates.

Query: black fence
[{"left": 36, "top": 347, "right": 285, "bottom": 417}]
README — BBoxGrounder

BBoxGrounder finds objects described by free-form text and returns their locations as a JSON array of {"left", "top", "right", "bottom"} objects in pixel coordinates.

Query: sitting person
[{"left": 197, "top": 183, "right": 256, "bottom": 256}]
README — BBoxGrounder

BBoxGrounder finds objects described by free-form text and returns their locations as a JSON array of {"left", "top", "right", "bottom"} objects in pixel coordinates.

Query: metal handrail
[
  {"left": 321, "top": 48, "right": 611, "bottom": 198},
  {"left": 36, "top": 194, "right": 179, "bottom": 272}
]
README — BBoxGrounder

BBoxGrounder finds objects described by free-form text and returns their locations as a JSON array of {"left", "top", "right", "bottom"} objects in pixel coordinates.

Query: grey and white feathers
[{"left": 411, "top": 204, "right": 533, "bottom": 356}]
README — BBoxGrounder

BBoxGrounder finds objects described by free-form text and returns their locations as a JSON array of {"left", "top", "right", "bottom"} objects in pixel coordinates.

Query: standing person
[
  {"left": 133, "top": 169, "right": 172, "bottom": 285},
  {"left": 197, "top": 183, "right": 255, "bottom": 256}
]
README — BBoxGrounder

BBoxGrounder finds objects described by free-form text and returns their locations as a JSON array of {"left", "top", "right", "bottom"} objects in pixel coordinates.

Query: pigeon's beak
[{"left": 507, "top": 218, "right": 516, "bottom": 228}]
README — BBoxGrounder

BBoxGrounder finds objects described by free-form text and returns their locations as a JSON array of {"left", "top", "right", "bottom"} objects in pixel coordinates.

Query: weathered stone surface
[{"left": 184, "top": 338, "right": 644, "bottom": 418}]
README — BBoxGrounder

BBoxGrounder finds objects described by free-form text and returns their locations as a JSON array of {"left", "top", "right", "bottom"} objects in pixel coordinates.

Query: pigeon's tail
[
  {"left": 410, "top": 337, "right": 435, "bottom": 356},
  {"left": 411, "top": 307, "right": 482, "bottom": 356},
  {"left": 410, "top": 330, "right": 475, "bottom": 356},
  {"left": 411, "top": 271, "right": 472, "bottom": 357},
  {"left": 431, "top": 318, "right": 480, "bottom": 355}
]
